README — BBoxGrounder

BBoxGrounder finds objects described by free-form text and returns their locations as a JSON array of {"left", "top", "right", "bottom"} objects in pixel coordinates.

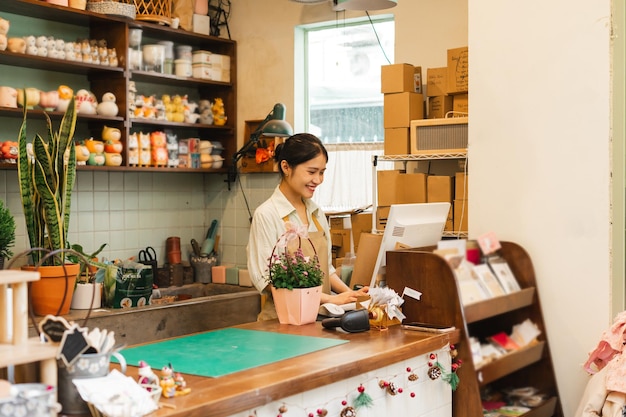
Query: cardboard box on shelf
[
  {"left": 427, "top": 67, "right": 448, "bottom": 97},
  {"left": 331, "top": 229, "right": 351, "bottom": 259},
  {"left": 192, "top": 13, "right": 211, "bottom": 35},
  {"left": 428, "top": 95, "right": 453, "bottom": 119},
  {"left": 427, "top": 175, "right": 454, "bottom": 203},
  {"left": 350, "top": 212, "right": 373, "bottom": 253},
  {"left": 455, "top": 171, "right": 468, "bottom": 200},
  {"left": 447, "top": 46, "right": 469, "bottom": 95},
  {"left": 453, "top": 93, "right": 469, "bottom": 115},
  {"left": 384, "top": 92, "right": 424, "bottom": 128},
  {"left": 381, "top": 63, "right": 415, "bottom": 93},
  {"left": 454, "top": 199, "right": 469, "bottom": 231},
  {"left": 376, "top": 206, "right": 390, "bottom": 230},
  {"left": 351, "top": 232, "right": 383, "bottom": 288},
  {"left": 384, "top": 127, "right": 410, "bottom": 155},
  {"left": 377, "top": 170, "right": 427, "bottom": 206},
  {"left": 413, "top": 66, "right": 423, "bottom": 94},
  {"left": 329, "top": 217, "right": 345, "bottom": 230}
]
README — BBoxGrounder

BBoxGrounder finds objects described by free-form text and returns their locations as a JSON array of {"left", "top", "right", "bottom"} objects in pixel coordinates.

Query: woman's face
[{"left": 282, "top": 153, "right": 327, "bottom": 199}]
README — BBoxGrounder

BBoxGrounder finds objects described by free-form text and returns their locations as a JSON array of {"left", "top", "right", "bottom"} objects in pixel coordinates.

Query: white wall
[
  {"left": 230, "top": 0, "right": 617, "bottom": 415},
  {"left": 468, "top": 0, "right": 614, "bottom": 415}
]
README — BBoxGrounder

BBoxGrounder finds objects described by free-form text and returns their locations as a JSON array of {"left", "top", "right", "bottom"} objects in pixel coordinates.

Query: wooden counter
[{"left": 120, "top": 320, "right": 459, "bottom": 417}]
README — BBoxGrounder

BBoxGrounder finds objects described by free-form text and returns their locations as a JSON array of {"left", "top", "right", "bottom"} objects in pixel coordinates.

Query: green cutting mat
[{"left": 114, "top": 328, "right": 347, "bottom": 378}]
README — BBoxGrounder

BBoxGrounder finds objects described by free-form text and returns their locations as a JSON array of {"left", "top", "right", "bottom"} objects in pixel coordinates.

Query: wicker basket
[
  {"left": 86, "top": 0, "right": 137, "bottom": 19},
  {"left": 133, "top": 0, "right": 172, "bottom": 26}
]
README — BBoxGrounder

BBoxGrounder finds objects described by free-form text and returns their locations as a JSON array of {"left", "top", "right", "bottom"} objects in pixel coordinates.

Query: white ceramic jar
[{"left": 174, "top": 59, "right": 192, "bottom": 78}]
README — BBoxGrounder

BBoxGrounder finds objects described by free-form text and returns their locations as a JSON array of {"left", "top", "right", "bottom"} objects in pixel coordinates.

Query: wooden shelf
[
  {"left": 385, "top": 241, "right": 563, "bottom": 417},
  {"left": 0, "top": 0, "right": 237, "bottom": 174}
]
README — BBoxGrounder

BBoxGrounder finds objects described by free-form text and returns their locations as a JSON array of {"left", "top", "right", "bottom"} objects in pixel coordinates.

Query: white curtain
[{"left": 313, "top": 143, "right": 393, "bottom": 213}]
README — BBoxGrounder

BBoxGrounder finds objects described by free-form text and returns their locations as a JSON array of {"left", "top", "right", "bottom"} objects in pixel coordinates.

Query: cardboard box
[
  {"left": 351, "top": 232, "right": 383, "bottom": 288},
  {"left": 455, "top": 172, "right": 468, "bottom": 200},
  {"left": 453, "top": 93, "right": 469, "bottom": 114},
  {"left": 192, "top": 13, "right": 211, "bottom": 35},
  {"left": 381, "top": 63, "right": 415, "bottom": 93},
  {"left": 331, "top": 229, "right": 351, "bottom": 258},
  {"left": 376, "top": 206, "right": 390, "bottom": 230},
  {"left": 447, "top": 46, "right": 469, "bottom": 95},
  {"left": 413, "top": 66, "right": 423, "bottom": 94},
  {"left": 427, "top": 175, "right": 454, "bottom": 203},
  {"left": 377, "top": 170, "right": 427, "bottom": 206},
  {"left": 428, "top": 95, "right": 453, "bottom": 119},
  {"left": 454, "top": 199, "right": 469, "bottom": 231},
  {"left": 384, "top": 92, "right": 424, "bottom": 128},
  {"left": 427, "top": 67, "right": 447, "bottom": 97},
  {"left": 350, "top": 212, "right": 373, "bottom": 253},
  {"left": 384, "top": 127, "right": 410, "bottom": 155},
  {"left": 329, "top": 217, "right": 345, "bottom": 229}
]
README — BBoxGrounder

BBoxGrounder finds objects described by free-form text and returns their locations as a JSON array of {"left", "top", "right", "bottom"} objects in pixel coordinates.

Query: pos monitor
[{"left": 370, "top": 202, "right": 451, "bottom": 288}]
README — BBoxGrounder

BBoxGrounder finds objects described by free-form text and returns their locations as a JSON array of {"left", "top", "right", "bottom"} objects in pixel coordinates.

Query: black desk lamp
[{"left": 227, "top": 103, "right": 293, "bottom": 190}]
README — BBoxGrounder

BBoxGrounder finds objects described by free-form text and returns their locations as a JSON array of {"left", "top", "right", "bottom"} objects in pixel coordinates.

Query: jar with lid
[
  {"left": 175, "top": 59, "right": 192, "bottom": 78},
  {"left": 158, "top": 41, "right": 174, "bottom": 74},
  {"left": 175, "top": 45, "right": 192, "bottom": 61}
]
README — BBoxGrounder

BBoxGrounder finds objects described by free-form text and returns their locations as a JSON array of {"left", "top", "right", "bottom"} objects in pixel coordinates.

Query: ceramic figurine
[
  {"left": 88, "top": 152, "right": 105, "bottom": 166},
  {"left": 57, "top": 85, "right": 73, "bottom": 112},
  {"left": 0, "top": 17, "right": 10, "bottom": 36},
  {"left": 17, "top": 88, "right": 40, "bottom": 109},
  {"left": 0, "top": 35, "right": 7, "bottom": 52},
  {"left": 137, "top": 361, "right": 159, "bottom": 386},
  {"left": 102, "top": 125, "right": 121, "bottom": 142},
  {"left": 160, "top": 366, "right": 176, "bottom": 398},
  {"left": 211, "top": 98, "right": 227, "bottom": 126},
  {"left": 84, "top": 138, "right": 104, "bottom": 154},
  {"left": 39, "top": 90, "right": 59, "bottom": 111},
  {"left": 26, "top": 44, "right": 37, "bottom": 56},
  {"left": 0, "top": 86, "right": 17, "bottom": 108},
  {"left": 97, "top": 93, "right": 119, "bottom": 117},
  {"left": 75, "top": 89, "right": 97, "bottom": 114},
  {"left": 8, "top": 37, "right": 25, "bottom": 53},
  {"left": 75, "top": 143, "right": 90, "bottom": 165},
  {"left": 104, "top": 152, "right": 123, "bottom": 166}
]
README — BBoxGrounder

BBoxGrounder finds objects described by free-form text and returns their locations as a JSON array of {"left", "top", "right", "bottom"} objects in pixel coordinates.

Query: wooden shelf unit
[
  {"left": 0, "top": 0, "right": 237, "bottom": 174},
  {"left": 385, "top": 241, "right": 563, "bottom": 417}
]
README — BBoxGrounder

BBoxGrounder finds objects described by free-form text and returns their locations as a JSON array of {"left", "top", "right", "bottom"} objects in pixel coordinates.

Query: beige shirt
[{"left": 247, "top": 186, "right": 335, "bottom": 293}]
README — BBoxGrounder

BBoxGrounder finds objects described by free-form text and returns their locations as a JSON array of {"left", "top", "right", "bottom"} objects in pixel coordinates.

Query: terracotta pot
[
  {"left": 70, "top": 282, "right": 102, "bottom": 310},
  {"left": 194, "top": 0, "right": 209, "bottom": 15},
  {"left": 166, "top": 236, "right": 180, "bottom": 252},
  {"left": 271, "top": 286, "right": 322, "bottom": 325},
  {"left": 24, "top": 264, "right": 79, "bottom": 316},
  {"left": 167, "top": 251, "right": 181, "bottom": 265}
]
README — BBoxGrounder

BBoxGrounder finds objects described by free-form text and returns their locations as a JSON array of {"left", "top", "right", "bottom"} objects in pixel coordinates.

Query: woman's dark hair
[{"left": 274, "top": 133, "right": 328, "bottom": 177}]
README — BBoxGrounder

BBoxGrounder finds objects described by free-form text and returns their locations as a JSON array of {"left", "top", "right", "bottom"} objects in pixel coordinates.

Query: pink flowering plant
[{"left": 266, "top": 223, "right": 324, "bottom": 290}]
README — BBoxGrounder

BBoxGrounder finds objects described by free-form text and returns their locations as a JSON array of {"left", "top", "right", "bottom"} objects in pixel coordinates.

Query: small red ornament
[
  {"left": 309, "top": 413, "right": 314, "bottom": 417},
  {"left": 428, "top": 362, "right": 433, "bottom": 367},
  {"left": 398, "top": 388, "right": 403, "bottom": 393},
  {"left": 358, "top": 384, "right": 365, "bottom": 393},
  {"left": 342, "top": 400, "right": 347, "bottom": 406},
  {"left": 429, "top": 353, "right": 436, "bottom": 360},
  {"left": 450, "top": 344, "right": 455, "bottom": 350},
  {"left": 410, "top": 392, "right": 416, "bottom": 398},
  {"left": 406, "top": 367, "right": 412, "bottom": 372}
]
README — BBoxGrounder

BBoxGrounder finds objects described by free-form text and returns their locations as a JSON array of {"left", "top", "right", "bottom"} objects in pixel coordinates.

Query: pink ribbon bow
[{"left": 276, "top": 221, "right": 309, "bottom": 249}]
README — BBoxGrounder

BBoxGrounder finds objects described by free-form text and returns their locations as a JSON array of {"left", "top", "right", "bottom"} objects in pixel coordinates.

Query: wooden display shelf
[
  {"left": 464, "top": 287, "right": 536, "bottom": 323},
  {"left": 476, "top": 341, "right": 545, "bottom": 386}
]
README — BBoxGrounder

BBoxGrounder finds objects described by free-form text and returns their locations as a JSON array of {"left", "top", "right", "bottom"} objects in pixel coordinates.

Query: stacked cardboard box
[
  {"left": 426, "top": 46, "right": 469, "bottom": 119},
  {"left": 381, "top": 63, "right": 424, "bottom": 155},
  {"left": 376, "top": 169, "right": 468, "bottom": 233}
]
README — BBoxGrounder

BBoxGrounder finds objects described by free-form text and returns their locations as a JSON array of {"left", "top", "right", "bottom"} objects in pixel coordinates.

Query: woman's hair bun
[{"left": 274, "top": 142, "right": 285, "bottom": 161}]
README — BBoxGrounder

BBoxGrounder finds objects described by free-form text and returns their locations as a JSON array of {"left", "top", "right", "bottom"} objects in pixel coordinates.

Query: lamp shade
[
  {"left": 261, "top": 119, "right": 293, "bottom": 137},
  {"left": 333, "top": 0, "right": 397, "bottom": 11}
]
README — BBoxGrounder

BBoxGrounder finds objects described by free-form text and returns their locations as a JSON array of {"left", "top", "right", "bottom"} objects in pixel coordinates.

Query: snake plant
[{"left": 17, "top": 96, "right": 77, "bottom": 266}]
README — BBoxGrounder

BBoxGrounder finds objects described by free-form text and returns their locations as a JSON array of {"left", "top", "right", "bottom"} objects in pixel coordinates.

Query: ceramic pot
[
  {"left": 0, "top": 86, "right": 17, "bottom": 108},
  {"left": 166, "top": 236, "right": 181, "bottom": 252},
  {"left": 7, "top": 37, "right": 25, "bottom": 53},
  {"left": 17, "top": 88, "right": 40, "bottom": 109},
  {"left": 271, "top": 286, "right": 322, "bottom": 325},
  {"left": 39, "top": 90, "right": 59, "bottom": 111},
  {"left": 68, "top": 0, "right": 86, "bottom": 9},
  {"left": 57, "top": 351, "right": 126, "bottom": 414},
  {"left": 70, "top": 282, "right": 102, "bottom": 310},
  {"left": 24, "top": 264, "right": 79, "bottom": 316},
  {"left": 167, "top": 251, "right": 181, "bottom": 265}
]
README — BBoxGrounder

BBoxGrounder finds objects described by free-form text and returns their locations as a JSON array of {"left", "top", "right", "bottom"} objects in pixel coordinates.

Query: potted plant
[
  {"left": 67, "top": 243, "right": 107, "bottom": 310},
  {"left": 267, "top": 227, "right": 324, "bottom": 325},
  {"left": 17, "top": 95, "right": 80, "bottom": 315},
  {"left": 0, "top": 199, "right": 15, "bottom": 269}
]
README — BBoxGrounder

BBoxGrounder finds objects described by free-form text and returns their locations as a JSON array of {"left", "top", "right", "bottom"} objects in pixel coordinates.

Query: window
[{"left": 296, "top": 15, "right": 395, "bottom": 212}]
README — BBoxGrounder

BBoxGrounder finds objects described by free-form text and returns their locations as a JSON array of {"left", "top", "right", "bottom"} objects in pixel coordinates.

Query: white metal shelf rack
[{"left": 371, "top": 150, "right": 468, "bottom": 238}]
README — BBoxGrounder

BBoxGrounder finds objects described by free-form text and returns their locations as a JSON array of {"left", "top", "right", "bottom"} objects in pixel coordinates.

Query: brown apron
[{"left": 257, "top": 215, "right": 330, "bottom": 321}]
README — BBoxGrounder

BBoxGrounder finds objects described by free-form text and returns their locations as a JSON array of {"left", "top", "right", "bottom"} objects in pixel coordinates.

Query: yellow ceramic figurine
[{"left": 211, "top": 98, "right": 227, "bottom": 126}]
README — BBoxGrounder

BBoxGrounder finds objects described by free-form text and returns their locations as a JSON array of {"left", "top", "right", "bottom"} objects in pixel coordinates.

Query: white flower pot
[{"left": 71, "top": 282, "right": 102, "bottom": 310}]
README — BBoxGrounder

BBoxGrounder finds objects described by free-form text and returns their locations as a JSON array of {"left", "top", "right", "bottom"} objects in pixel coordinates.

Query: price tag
[
  {"left": 57, "top": 324, "right": 90, "bottom": 368},
  {"left": 38, "top": 315, "right": 71, "bottom": 344}
]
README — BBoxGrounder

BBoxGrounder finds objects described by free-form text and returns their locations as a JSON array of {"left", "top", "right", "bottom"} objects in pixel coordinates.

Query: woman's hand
[{"left": 322, "top": 286, "right": 370, "bottom": 305}]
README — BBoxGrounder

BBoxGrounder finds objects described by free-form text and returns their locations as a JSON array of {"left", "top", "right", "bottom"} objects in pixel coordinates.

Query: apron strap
[{"left": 282, "top": 213, "right": 324, "bottom": 233}]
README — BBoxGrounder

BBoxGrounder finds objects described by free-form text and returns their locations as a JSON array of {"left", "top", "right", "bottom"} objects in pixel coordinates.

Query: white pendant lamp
[{"left": 332, "top": 0, "right": 397, "bottom": 11}]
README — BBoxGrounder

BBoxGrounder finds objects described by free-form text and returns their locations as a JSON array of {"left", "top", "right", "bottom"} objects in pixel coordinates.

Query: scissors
[{"left": 138, "top": 246, "right": 157, "bottom": 263}]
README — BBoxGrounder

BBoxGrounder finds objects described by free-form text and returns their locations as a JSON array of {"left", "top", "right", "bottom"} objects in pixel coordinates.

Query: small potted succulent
[
  {"left": 0, "top": 199, "right": 16, "bottom": 269},
  {"left": 67, "top": 243, "right": 107, "bottom": 310}
]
